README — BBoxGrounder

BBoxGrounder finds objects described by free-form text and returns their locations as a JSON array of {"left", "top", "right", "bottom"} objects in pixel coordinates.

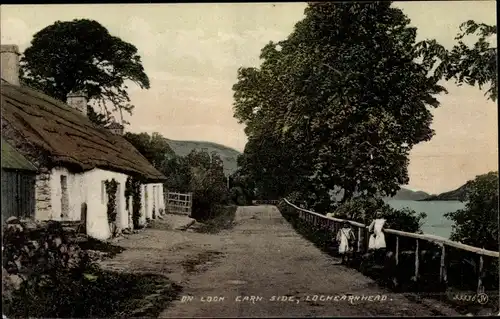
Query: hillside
[
  {"left": 165, "top": 139, "right": 241, "bottom": 176},
  {"left": 328, "top": 187, "right": 431, "bottom": 201},
  {"left": 419, "top": 182, "right": 470, "bottom": 201},
  {"left": 387, "top": 188, "right": 431, "bottom": 201}
]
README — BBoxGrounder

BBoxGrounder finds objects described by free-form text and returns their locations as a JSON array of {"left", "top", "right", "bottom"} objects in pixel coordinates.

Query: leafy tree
[
  {"left": 20, "top": 19, "right": 150, "bottom": 125},
  {"left": 237, "top": 135, "right": 311, "bottom": 201},
  {"left": 122, "top": 131, "right": 229, "bottom": 219},
  {"left": 123, "top": 132, "right": 175, "bottom": 168},
  {"left": 416, "top": 20, "right": 497, "bottom": 101},
  {"left": 162, "top": 156, "right": 191, "bottom": 193},
  {"left": 228, "top": 168, "right": 256, "bottom": 205},
  {"left": 445, "top": 172, "right": 498, "bottom": 251},
  {"left": 233, "top": 2, "right": 446, "bottom": 209},
  {"left": 185, "top": 150, "right": 228, "bottom": 219},
  {"left": 87, "top": 105, "right": 108, "bottom": 126}
]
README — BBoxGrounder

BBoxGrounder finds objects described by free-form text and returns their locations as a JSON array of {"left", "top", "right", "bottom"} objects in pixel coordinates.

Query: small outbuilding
[{"left": 1, "top": 138, "right": 38, "bottom": 223}]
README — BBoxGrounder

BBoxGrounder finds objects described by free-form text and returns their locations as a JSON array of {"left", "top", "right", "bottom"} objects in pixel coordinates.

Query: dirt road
[{"left": 101, "top": 206, "right": 459, "bottom": 317}]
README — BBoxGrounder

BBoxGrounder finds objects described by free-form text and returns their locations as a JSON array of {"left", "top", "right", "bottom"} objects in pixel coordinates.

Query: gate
[{"left": 165, "top": 190, "right": 193, "bottom": 216}]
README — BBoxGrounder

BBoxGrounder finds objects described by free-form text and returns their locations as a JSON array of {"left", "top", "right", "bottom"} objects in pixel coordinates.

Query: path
[{"left": 100, "top": 206, "right": 459, "bottom": 317}]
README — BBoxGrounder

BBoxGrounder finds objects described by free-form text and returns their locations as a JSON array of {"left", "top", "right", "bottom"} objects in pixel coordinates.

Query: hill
[
  {"left": 165, "top": 139, "right": 241, "bottom": 176},
  {"left": 163, "top": 139, "right": 452, "bottom": 202},
  {"left": 386, "top": 188, "right": 431, "bottom": 201},
  {"left": 329, "top": 187, "right": 431, "bottom": 201},
  {"left": 419, "top": 182, "right": 470, "bottom": 201}
]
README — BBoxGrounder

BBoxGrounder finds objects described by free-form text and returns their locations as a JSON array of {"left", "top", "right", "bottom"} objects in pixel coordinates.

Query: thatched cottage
[{"left": 1, "top": 44, "right": 166, "bottom": 240}]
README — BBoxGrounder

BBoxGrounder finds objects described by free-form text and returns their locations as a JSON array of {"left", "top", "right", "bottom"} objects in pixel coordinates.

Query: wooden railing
[{"left": 283, "top": 198, "right": 499, "bottom": 295}]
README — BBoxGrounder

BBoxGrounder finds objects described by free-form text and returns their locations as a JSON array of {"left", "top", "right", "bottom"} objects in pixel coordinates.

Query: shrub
[
  {"left": 333, "top": 196, "right": 427, "bottom": 233},
  {"left": 445, "top": 171, "right": 498, "bottom": 251},
  {"left": 104, "top": 178, "right": 119, "bottom": 224},
  {"left": 125, "top": 176, "right": 143, "bottom": 229}
]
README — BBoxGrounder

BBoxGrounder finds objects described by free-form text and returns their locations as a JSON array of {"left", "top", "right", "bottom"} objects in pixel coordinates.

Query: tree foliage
[
  {"left": 123, "top": 132, "right": 176, "bottom": 169},
  {"left": 333, "top": 197, "right": 427, "bottom": 233},
  {"left": 445, "top": 171, "right": 498, "bottom": 251},
  {"left": 233, "top": 2, "right": 447, "bottom": 210},
  {"left": 228, "top": 168, "right": 256, "bottom": 205},
  {"left": 416, "top": 20, "right": 497, "bottom": 101},
  {"left": 124, "top": 131, "right": 229, "bottom": 219},
  {"left": 185, "top": 150, "right": 228, "bottom": 219},
  {"left": 20, "top": 19, "right": 150, "bottom": 125}
]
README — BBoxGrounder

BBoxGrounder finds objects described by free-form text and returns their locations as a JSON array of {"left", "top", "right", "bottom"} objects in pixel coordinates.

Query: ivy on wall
[
  {"left": 104, "top": 179, "right": 118, "bottom": 224},
  {"left": 125, "top": 176, "right": 142, "bottom": 229}
]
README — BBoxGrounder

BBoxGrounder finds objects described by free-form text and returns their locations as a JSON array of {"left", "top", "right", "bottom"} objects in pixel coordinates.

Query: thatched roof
[{"left": 1, "top": 80, "right": 166, "bottom": 182}]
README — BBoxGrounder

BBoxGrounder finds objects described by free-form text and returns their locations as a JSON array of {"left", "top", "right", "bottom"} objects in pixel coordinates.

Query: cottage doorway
[{"left": 60, "top": 175, "right": 69, "bottom": 220}]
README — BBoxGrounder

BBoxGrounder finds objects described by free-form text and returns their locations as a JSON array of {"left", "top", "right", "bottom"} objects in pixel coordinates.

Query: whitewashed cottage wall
[
  {"left": 83, "top": 168, "right": 128, "bottom": 240},
  {"left": 48, "top": 167, "right": 85, "bottom": 221},
  {"left": 144, "top": 183, "right": 165, "bottom": 218},
  {"left": 33, "top": 167, "right": 164, "bottom": 240}
]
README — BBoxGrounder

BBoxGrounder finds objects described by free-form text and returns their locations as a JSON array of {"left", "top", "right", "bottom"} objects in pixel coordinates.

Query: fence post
[
  {"left": 414, "top": 239, "right": 420, "bottom": 282},
  {"left": 440, "top": 244, "right": 447, "bottom": 285},
  {"left": 395, "top": 236, "right": 399, "bottom": 266},
  {"left": 477, "top": 254, "right": 485, "bottom": 294}
]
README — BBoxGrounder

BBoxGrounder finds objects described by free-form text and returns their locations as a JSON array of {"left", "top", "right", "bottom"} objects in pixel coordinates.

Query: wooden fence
[
  {"left": 283, "top": 198, "right": 499, "bottom": 295},
  {"left": 165, "top": 191, "right": 193, "bottom": 216}
]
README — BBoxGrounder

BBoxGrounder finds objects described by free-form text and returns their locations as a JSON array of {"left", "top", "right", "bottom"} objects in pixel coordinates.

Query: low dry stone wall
[{"left": 2, "top": 216, "right": 113, "bottom": 301}]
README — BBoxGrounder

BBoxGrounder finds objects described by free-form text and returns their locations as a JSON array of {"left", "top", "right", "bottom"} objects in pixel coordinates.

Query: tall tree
[
  {"left": 20, "top": 19, "right": 150, "bottom": 125},
  {"left": 416, "top": 20, "right": 497, "bottom": 101},
  {"left": 233, "top": 2, "right": 447, "bottom": 209}
]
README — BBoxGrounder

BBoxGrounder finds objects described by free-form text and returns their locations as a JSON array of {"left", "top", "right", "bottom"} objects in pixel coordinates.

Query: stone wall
[{"left": 35, "top": 170, "right": 52, "bottom": 220}]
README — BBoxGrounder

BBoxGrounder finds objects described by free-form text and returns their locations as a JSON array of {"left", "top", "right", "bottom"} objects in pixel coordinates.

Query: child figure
[{"left": 336, "top": 221, "right": 356, "bottom": 264}]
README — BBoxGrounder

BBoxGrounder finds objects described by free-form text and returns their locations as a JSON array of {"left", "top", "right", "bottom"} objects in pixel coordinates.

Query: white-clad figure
[
  {"left": 368, "top": 211, "right": 386, "bottom": 250},
  {"left": 336, "top": 221, "right": 356, "bottom": 264}
]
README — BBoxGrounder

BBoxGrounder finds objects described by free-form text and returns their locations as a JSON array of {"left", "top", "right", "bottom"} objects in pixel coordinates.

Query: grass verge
[{"left": 3, "top": 267, "right": 182, "bottom": 318}]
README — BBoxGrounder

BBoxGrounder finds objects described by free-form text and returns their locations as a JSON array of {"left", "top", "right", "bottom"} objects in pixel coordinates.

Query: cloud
[{"left": 117, "top": 16, "right": 289, "bottom": 73}]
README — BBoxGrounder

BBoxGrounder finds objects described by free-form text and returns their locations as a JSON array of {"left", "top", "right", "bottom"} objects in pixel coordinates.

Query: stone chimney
[
  {"left": 107, "top": 121, "right": 124, "bottom": 135},
  {"left": 66, "top": 91, "right": 88, "bottom": 117},
  {"left": 1, "top": 44, "right": 20, "bottom": 85}
]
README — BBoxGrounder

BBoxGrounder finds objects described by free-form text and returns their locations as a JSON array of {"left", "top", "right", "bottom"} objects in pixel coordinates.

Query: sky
[{"left": 1, "top": 2, "right": 497, "bottom": 194}]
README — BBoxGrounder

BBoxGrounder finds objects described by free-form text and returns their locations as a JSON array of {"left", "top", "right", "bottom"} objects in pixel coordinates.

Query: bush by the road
[
  {"left": 445, "top": 171, "right": 498, "bottom": 252},
  {"left": 333, "top": 196, "right": 427, "bottom": 233}
]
